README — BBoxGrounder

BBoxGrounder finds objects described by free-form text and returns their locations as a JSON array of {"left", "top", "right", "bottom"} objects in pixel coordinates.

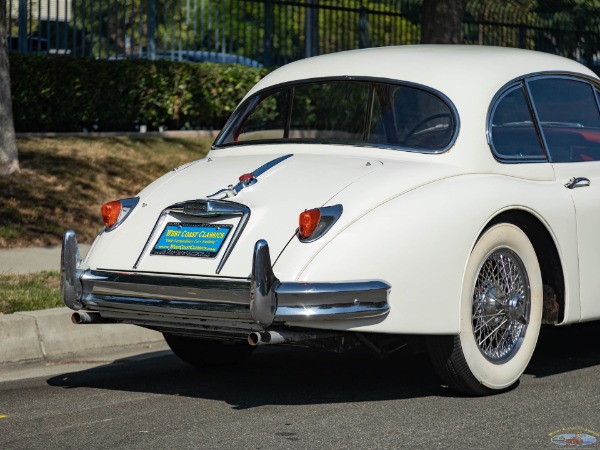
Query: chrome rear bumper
[{"left": 61, "top": 230, "right": 390, "bottom": 333}]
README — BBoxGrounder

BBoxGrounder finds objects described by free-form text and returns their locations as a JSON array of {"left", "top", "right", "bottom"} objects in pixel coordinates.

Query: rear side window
[
  {"left": 490, "top": 85, "right": 545, "bottom": 160},
  {"left": 528, "top": 78, "right": 600, "bottom": 162},
  {"left": 490, "top": 77, "right": 600, "bottom": 163},
  {"left": 216, "top": 79, "right": 457, "bottom": 153}
]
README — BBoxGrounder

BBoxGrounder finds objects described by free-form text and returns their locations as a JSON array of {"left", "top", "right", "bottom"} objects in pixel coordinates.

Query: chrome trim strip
[
  {"left": 62, "top": 231, "right": 391, "bottom": 333},
  {"left": 133, "top": 199, "right": 251, "bottom": 274},
  {"left": 276, "top": 280, "right": 390, "bottom": 321},
  {"left": 523, "top": 78, "right": 553, "bottom": 161},
  {"left": 78, "top": 264, "right": 390, "bottom": 327},
  {"left": 207, "top": 154, "right": 293, "bottom": 199},
  {"left": 82, "top": 270, "right": 251, "bottom": 304},
  {"left": 133, "top": 210, "right": 168, "bottom": 269},
  {"left": 252, "top": 153, "right": 293, "bottom": 177},
  {"left": 80, "top": 270, "right": 254, "bottom": 322},
  {"left": 250, "top": 240, "right": 390, "bottom": 326}
]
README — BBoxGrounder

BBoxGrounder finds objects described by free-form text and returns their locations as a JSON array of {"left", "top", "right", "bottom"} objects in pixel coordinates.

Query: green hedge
[{"left": 10, "top": 53, "right": 268, "bottom": 132}]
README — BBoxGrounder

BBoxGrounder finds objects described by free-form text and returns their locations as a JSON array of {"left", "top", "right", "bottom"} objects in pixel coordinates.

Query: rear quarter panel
[{"left": 276, "top": 173, "right": 580, "bottom": 334}]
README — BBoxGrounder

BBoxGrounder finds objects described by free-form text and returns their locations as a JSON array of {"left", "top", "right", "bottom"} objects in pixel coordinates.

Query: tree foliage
[
  {"left": 464, "top": 0, "right": 600, "bottom": 65},
  {"left": 10, "top": 53, "right": 267, "bottom": 132}
]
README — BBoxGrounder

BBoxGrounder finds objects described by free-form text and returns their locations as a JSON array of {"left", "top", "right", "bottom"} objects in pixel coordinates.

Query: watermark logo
[{"left": 549, "top": 428, "right": 599, "bottom": 447}]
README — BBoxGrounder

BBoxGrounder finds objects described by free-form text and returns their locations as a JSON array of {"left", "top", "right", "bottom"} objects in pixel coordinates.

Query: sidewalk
[
  {"left": 0, "top": 245, "right": 163, "bottom": 365},
  {"left": 0, "top": 244, "right": 90, "bottom": 274}
]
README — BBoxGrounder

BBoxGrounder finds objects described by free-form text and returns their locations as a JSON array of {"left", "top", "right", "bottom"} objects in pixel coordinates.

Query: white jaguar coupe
[{"left": 62, "top": 45, "right": 600, "bottom": 395}]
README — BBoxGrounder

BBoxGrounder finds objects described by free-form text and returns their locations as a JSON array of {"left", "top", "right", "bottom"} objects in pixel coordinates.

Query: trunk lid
[{"left": 90, "top": 151, "right": 384, "bottom": 277}]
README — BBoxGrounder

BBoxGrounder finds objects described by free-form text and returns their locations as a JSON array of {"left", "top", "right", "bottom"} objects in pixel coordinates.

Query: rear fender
[{"left": 275, "top": 174, "right": 578, "bottom": 334}]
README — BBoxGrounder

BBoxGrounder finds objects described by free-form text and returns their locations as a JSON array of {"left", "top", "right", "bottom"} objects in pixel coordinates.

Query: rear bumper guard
[{"left": 61, "top": 231, "right": 390, "bottom": 329}]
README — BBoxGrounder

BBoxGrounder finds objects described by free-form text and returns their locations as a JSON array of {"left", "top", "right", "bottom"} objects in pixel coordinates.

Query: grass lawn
[
  {"left": 0, "top": 271, "right": 61, "bottom": 314},
  {"left": 0, "top": 136, "right": 212, "bottom": 248},
  {"left": 0, "top": 135, "right": 212, "bottom": 312}
]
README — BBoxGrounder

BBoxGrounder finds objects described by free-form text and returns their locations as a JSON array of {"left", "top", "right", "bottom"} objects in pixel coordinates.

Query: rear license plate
[{"left": 151, "top": 222, "right": 233, "bottom": 258}]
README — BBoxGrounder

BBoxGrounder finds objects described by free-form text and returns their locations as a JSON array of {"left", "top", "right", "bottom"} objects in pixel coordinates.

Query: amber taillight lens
[
  {"left": 102, "top": 200, "right": 122, "bottom": 228},
  {"left": 298, "top": 205, "right": 343, "bottom": 243},
  {"left": 299, "top": 209, "right": 321, "bottom": 239}
]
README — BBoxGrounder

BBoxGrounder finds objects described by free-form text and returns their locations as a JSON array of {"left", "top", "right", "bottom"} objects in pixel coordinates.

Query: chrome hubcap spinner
[{"left": 472, "top": 249, "right": 530, "bottom": 363}]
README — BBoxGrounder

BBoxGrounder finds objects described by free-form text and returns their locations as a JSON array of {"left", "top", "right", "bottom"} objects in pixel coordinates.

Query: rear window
[{"left": 215, "top": 79, "right": 457, "bottom": 153}]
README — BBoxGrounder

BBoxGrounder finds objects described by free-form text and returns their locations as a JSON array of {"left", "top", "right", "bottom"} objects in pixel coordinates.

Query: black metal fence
[{"left": 7, "top": 0, "right": 600, "bottom": 72}]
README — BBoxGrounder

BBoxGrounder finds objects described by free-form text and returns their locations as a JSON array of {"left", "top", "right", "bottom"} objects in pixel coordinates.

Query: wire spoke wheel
[
  {"left": 473, "top": 249, "right": 530, "bottom": 363},
  {"left": 428, "top": 224, "right": 542, "bottom": 395}
]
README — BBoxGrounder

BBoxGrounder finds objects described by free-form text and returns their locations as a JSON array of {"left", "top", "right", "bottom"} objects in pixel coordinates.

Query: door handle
[{"left": 565, "top": 177, "right": 591, "bottom": 189}]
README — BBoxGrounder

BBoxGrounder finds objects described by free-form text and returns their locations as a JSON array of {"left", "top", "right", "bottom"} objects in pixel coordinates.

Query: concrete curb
[
  {"left": 0, "top": 246, "right": 164, "bottom": 365},
  {"left": 0, "top": 307, "right": 163, "bottom": 365}
]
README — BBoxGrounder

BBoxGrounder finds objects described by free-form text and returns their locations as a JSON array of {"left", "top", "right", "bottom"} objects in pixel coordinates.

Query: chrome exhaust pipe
[
  {"left": 71, "top": 311, "right": 109, "bottom": 324},
  {"left": 248, "top": 330, "right": 342, "bottom": 347},
  {"left": 248, "top": 330, "right": 290, "bottom": 346}
]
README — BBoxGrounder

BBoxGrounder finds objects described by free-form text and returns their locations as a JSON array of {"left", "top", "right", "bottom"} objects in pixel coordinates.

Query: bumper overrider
[{"left": 61, "top": 230, "right": 390, "bottom": 337}]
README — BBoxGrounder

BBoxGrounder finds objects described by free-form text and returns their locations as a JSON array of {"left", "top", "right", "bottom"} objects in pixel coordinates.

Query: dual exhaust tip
[
  {"left": 70, "top": 313, "right": 295, "bottom": 347},
  {"left": 71, "top": 311, "right": 108, "bottom": 324},
  {"left": 71, "top": 312, "right": 336, "bottom": 349},
  {"left": 248, "top": 330, "right": 288, "bottom": 346}
]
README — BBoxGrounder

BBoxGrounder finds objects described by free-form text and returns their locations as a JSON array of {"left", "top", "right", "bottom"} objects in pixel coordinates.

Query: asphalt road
[{"left": 2, "top": 323, "right": 600, "bottom": 449}]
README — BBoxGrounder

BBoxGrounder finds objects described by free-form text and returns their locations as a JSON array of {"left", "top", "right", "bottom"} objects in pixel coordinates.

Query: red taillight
[
  {"left": 101, "top": 200, "right": 122, "bottom": 228},
  {"left": 299, "top": 209, "right": 321, "bottom": 239}
]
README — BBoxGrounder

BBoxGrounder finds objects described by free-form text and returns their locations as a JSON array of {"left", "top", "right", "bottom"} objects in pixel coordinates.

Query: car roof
[
  {"left": 242, "top": 45, "right": 600, "bottom": 169},
  {"left": 247, "top": 45, "right": 598, "bottom": 103}
]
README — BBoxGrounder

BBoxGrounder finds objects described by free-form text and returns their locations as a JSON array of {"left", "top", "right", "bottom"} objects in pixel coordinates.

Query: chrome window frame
[
  {"left": 487, "top": 82, "right": 547, "bottom": 163},
  {"left": 488, "top": 71, "right": 600, "bottom": 164},
  {"left": 213, "top": 76, "right": 460, "bottom": 155},
  {"left": 593, "top": 84, "right": 600, "bottom": 120}
]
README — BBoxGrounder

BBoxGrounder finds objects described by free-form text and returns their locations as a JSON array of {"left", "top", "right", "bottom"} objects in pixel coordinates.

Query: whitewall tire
[{"left": 429, "top": 223, "right": 543, "bottom": 395}]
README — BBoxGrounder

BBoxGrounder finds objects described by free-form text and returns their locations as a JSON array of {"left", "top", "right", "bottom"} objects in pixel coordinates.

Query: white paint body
[{"left": 84, "top": 45, "right": 600, "bottom": 335}]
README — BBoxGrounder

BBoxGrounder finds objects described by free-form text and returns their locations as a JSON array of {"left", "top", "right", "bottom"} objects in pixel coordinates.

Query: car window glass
[
  {"left": 529, "top": 78, "right": 600, "bottom": 162},
  {"left": 290, "top": 82, "right": 370, "bottom": 141},
  {"left": 367, "top": 91, "right": 387, "bottom": 144},
  {"left": 391, "top": 85, "right": 454, "bottom": 149},
  {"left": 216, "top": 80, "right": 457, "bottom": 152},
  {"left": 236, "top": 90, "right": 289, "bottom": 142},
  {"left": 490, "top": 85, "right": 545, "bottom": 159}
]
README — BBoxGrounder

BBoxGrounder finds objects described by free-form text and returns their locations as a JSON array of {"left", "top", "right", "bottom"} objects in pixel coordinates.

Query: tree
[
  {"left": 421, "top": 0, "right": 467, "bottom": 44},
  {"left": 534, "top": 0, "right": 600, "bottom": 67},
  {"left": 0, "top": 0, "right": 19, "bottom": 175}
]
